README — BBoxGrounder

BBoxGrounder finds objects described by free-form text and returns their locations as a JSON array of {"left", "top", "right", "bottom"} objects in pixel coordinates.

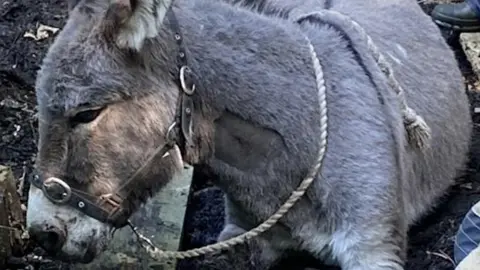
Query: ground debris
[
  {"left": 23, "top": 24, "right": 59, "bottom": 41},
  {"left": 460, "top": 32, "right": 480, "bottom": 85},
  {"left": 460, "top": 183, "right": 473, "bottom": 190},
  {"left": 426, "top": 250, "right": 455, "bottom": 266},
  {"left": 0, "top": 97, "right": 25, "bottom": 110},
  {"left": 0, "top": 165, "right": 28, "bottom": 268}
]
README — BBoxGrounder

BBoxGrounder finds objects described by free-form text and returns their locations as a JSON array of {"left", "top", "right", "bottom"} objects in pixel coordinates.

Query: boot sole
[{"left": 433, "top": 19, "right": 480, "bottom": 32}]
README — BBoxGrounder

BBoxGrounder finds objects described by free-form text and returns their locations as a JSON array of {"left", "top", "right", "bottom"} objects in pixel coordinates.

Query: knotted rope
[
  {"left": 132, "top": 34, "right": 328, "bottom": 260},
  {"left": 295, "top": 10, "right": 432, "bottom": 150}
]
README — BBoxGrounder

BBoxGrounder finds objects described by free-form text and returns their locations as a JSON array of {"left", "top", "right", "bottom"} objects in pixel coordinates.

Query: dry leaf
[{"left": 24, "top": 24, "right": 60, "bottom": 41}]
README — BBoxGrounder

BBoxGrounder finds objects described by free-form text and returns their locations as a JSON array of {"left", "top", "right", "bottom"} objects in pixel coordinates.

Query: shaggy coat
[{"left": 27, "top": 0, "right": 472, "bottom": 269}]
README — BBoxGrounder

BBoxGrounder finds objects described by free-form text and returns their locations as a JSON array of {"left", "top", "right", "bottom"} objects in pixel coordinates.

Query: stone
[
  {"left": 460, "top": 32, "right": 480, "bottom": 82},
  {"left": 0, "top": 165, "right": 27, "bottom": 267},
  {"left": 72, "top": 165, "right": 194, "bottom": 270}
]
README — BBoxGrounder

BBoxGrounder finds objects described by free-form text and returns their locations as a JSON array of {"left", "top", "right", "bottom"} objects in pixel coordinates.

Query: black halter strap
[
  {"left": 30, "top": 7, "right": 196, "bottom": 228},
  {"left": 166, "top": 6, "right": 196, "bottom": 157}
]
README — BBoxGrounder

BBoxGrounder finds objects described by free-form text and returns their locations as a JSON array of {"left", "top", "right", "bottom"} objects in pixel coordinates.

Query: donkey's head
[{"left": 25, "top": 0, "right": 209, "bottom": 263}]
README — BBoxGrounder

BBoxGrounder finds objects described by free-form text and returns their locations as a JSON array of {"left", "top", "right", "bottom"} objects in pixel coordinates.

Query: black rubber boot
[{"left": 431, "top": 1, "right": 480, "bottom": 32}]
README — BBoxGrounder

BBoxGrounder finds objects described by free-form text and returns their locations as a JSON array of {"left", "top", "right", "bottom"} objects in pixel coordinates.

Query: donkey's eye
[{"left": 70, "top": 108, "right": 104, "bottom": 125}]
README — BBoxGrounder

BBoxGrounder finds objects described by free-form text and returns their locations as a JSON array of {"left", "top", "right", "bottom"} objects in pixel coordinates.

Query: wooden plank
[
  {"left": 138, "top": 164, "right": 193, "bottom": 270},
  {"left": 0, "top": 165, "right": 26, "bottom": 267},
  {"left": 0, "top": 190, "right": 12, "bottom": 268},
  {"left": 73, "top": 164, "right": 193, "bottom": 270}
]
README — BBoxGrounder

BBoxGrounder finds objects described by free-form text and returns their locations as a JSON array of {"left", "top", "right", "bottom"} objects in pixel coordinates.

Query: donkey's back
[
  {"left": 255, "top": 0, "right": 472, "bottom": 223},
  {"left": 215, "top": 0, "right": 472, "bottom": 268},
  {"left": 334, "top": 0, "right": 473, "bottom": 223}
]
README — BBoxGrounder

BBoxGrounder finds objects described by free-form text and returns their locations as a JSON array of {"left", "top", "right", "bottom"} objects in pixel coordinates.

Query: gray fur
[{"left": 27, "top": 0, "right": 472, "bottom": 269}]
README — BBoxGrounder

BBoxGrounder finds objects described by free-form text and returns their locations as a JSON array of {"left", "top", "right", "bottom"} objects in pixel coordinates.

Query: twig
[
  {"left": 29, "top": 120, "right": 37, "bottom": 146},
  {"left": 426, "top": 250, "right": 455, "bottom": 266},
  {"left": 17, "top": 164, "right": 27, "bottom": 196},
  {"left": 0, "top": 224, "right": 21, "bottom": 232},
  {"left": 25, "top": 254, "right": 53, "bottom": 264}
]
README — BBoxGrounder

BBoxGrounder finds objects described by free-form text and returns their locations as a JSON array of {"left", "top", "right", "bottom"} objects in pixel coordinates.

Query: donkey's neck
[{"left": 166, "top": 0, "right": 323, "bottom": 192}]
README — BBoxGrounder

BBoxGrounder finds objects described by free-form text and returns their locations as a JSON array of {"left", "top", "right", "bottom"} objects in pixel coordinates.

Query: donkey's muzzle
[{"left": 28, "top": 222, "right": 66, "bottom": 255}]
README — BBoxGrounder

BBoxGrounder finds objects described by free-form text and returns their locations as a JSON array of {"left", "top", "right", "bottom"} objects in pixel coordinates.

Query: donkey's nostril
[{"left": 28, "top": 224, "right": 66, "bottom": 254}]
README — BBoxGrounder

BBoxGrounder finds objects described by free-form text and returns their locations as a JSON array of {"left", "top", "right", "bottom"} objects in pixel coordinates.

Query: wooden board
[
  {"left": 0, "top": 165, "right": 26, "bottom": 267},
  {"left": 73, "top": 164, "right": 194, "bottom": 270},
  {"left": 0, "top": 190, "right": 12, "bottom": 268}
]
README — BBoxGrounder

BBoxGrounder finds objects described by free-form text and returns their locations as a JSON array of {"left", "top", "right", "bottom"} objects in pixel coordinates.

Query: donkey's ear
[{"left": 102, "top": 0, "right": 173, "bottom": 51}]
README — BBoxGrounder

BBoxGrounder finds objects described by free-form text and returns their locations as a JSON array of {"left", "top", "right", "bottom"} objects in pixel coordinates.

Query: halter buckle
[{"left": 99, "top": 193, "right": 122, "bottom": 208}]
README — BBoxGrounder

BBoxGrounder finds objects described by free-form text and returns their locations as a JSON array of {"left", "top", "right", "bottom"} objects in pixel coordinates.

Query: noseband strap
[
  {"left": 30, "top": 174, "right": 128, "bottom": 227},
  {"left": 30, "top": 7, "right": 196, "bottom": 228},
  {"left": 30, "top": 140, "right": 175, "bottom": 227}
]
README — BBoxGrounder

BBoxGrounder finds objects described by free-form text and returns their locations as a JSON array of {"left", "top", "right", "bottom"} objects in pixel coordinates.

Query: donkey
[{"left": 26, "top": 0, "right": 472, "bottom": 269}]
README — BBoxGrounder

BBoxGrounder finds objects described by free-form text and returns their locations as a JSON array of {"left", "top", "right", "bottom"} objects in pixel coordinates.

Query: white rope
[
  {"left": 295, "top": 10, "right": 432, "bottom": 150},
  {"left": 134, "top": 34, "right": 329, "bottom": 260},
  {"left": 136, "top": 8, "right": 427, "bottom": 262}
]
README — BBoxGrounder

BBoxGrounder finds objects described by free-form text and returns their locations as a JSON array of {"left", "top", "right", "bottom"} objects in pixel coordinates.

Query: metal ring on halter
[
  {"left": 179, "top": 66, "right": 195, "bottom": 95},
  {"left": 42, "top": 177, "right": 72, "bottom": 204}
]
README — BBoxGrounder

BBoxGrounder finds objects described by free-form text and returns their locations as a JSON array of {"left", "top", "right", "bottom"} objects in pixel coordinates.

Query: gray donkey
[{"left": 25, "top": 0, "right": 472, "bottom": 269}]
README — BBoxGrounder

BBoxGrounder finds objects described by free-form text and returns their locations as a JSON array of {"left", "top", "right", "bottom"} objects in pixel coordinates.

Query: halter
[{"left": 29, "top": 7, "right": 196, "bottom": 228}]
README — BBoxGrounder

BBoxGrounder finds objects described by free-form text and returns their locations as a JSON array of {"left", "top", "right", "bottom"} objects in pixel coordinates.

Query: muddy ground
[{"left": 2, "top": 0, "right": 480, "bottom": 270}]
